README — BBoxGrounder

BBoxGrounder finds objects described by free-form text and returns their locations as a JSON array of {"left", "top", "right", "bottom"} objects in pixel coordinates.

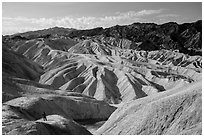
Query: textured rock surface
[
  {"left": 2, "top": 108, "right": 91, "bottom": 135},
  {"left": 3, "top": 94, "right": 116, "bottom": 120},
  {"left": 2, "top": 45, "right": 43, "bottom": 81},
  {"left": 3, "top": 37, "right": 201, "bottom": 104},
  {"left": 66, "top": 20, "right": 202, "bottom": 55},
  {"left": 96, "top": 81, "right": 202, "bottom": 135},
  {"left": 2, "top": 20, "right": 202, "bottom": 135},
  {"left": 5, "top": 20, "right": 201, "bottom": 55},
  {"left": 2, "top": 94, "right": 116, "bottom": 135}
]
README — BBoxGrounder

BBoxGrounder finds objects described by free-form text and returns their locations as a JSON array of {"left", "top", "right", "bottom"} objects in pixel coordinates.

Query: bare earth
[{"left": 2, "top": 21, "right": 202, "bottom": 135}]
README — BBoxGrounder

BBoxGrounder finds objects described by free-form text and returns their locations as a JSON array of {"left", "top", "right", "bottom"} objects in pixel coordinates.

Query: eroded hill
[{"left": 2, "top": 20, "right": 202, "bottom": 135}]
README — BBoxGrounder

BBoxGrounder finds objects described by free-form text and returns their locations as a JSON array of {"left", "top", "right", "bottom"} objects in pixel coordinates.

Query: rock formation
[
  {"left": 2, "top": 20, "right": 202, "bottom": 135},
  {"left": 96, "top": 81, "right": 202, "bottom": 135},
  {"left": 2, "top": 93, "right": 116, "bottom": 134}
]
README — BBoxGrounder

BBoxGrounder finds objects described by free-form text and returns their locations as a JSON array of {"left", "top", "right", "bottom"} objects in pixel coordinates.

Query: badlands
[{"left": 2, "top": 20, "right": 202, "bottom": 135}]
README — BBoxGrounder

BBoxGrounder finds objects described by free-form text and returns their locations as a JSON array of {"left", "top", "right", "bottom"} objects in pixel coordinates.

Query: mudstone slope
[{"left": 2, "top": 20, "right": 202, "bottom": 135}]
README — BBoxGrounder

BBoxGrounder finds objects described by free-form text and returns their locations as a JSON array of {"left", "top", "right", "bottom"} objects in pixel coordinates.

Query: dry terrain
[{"left": 2, "top": 20, "right": 202, "bottom": 135}]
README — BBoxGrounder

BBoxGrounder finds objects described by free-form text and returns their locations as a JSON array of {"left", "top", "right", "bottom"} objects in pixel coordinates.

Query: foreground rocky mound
[
  {"left": 2, "top": 93, "right": 116, "bottom": 135},
  {"left": 96, "top": 81, "right": 202, "bottom": 135},
  {"left": 2, "top": 113, "right": 91, "bottom": 135}
]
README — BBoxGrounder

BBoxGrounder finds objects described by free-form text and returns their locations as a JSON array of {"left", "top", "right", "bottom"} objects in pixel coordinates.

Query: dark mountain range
[{"left": 4, "top": 20, "right": 201, "bottom": 56}]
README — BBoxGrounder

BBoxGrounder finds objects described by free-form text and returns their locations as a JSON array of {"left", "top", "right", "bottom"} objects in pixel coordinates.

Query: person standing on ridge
[{"left": 42, "top": 112, "right": 47, "bottom": 121}]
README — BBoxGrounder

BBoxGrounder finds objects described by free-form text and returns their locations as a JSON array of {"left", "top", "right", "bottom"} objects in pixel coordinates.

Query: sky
[{"left": 2, "top": 2, "right": 202, "bottom": 35}]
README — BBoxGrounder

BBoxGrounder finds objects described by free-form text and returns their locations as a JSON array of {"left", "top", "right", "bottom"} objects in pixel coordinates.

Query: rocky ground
[{"left": 2, "top": 20, "right": 202, "bottom": 135}]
